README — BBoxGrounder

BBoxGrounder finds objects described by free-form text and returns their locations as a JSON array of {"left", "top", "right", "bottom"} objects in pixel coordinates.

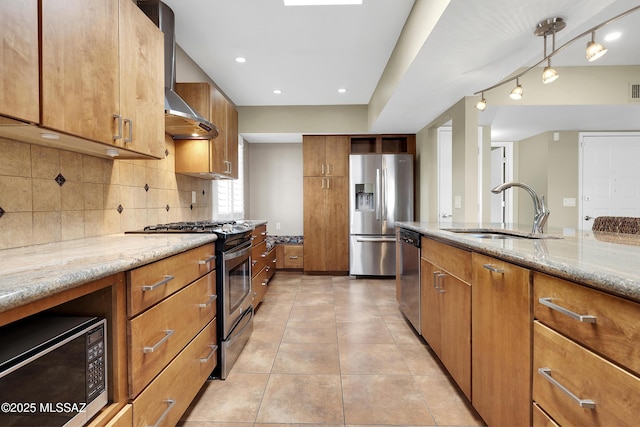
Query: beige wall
[
  {"left": 248, "top": 143, "right": 303, "bottom": 235},
  {"left": 0, "top": 136, "right": 213, "bottom": 250}
]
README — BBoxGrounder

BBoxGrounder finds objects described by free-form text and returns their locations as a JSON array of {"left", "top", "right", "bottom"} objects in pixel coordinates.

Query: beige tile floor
[{"left": 179, "top": 272, "right": 485, "bottom": 427}]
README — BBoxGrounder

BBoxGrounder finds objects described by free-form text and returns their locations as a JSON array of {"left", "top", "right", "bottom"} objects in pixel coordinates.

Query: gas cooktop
[{"left": 126, "top": 220, "right": 254, "bottom": 235}]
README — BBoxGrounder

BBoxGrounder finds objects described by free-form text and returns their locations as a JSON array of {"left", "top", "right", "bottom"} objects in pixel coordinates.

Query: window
[{"left": 213, "top": 137, "right": 244, "bottom": 220}]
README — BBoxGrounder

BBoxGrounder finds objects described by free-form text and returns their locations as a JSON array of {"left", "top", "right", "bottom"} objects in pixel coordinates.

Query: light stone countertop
[
  {"left": 397, "top": 222, "right": 640, "bottom": 303},
  {"left": 0, "top": 233, "right": 218, "bottom": 313}
]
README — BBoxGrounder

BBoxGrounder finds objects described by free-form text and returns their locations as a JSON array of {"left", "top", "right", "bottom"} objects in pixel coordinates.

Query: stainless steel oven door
[{"left": 222, "top": 240, "right": 252, "bottom": 338}]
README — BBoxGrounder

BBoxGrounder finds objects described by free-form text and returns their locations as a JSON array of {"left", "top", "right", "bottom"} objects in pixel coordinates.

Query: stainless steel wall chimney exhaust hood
[{"left": 137, "top": 0, "right": 218, "bottom": 140}]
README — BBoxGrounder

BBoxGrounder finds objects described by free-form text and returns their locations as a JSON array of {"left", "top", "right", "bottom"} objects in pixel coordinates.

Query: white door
[
  {"left": 580, "top": 133, "right": 640, "bottom": 230},
  {"left": 438, "top": 127, "right": 453, "bottom": 225}
]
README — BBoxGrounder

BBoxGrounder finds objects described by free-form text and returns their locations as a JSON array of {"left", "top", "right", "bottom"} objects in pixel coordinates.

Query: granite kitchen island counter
[
  {"left": 0, "top": 233, "right": 218, "bottom": 313},
  {"left": 397, "top": 222, "right": 640, "bottom": 303}
]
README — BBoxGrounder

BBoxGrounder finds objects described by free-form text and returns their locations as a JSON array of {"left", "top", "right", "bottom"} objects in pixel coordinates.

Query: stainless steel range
[{"left": 126, "top": 220, "right": 254, "bottom": 379}]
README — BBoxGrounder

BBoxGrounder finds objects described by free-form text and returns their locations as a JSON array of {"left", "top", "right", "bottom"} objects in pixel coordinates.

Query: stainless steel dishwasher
[{"left": 397, "top": 228, "right": 421, "bottom": 334}]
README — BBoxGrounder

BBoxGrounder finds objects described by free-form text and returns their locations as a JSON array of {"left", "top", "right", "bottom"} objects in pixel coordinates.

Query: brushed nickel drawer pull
[
  {"left": 289, "top": 256, "right": 299, "bottom": 259},
  {"left": 261, "top": 231, "right": 267, "bottom": 236},
  {"left": 143, "top": 329, "right": 175, "bottom": 353},
  {"left": 262, "top": 280, "right": 268, "bottom": 286},
  {"left": 261, "top": 252, "right": 267, "bottom": 257},
  {"left": 199, "top": 344, "right": 219, "bottom": 363},
  {"left": 483, "top": 264, "right": 505, "bottom": 274},
  {"left": 123, "top": 118, "right": 133, "bottom": 143},
  {"left": 198, "top": 295, "right": 217, "bottom": 308},
  {"left": 142, "top": 275, "right": 174, "bottom": 292},
  {"left": 538, "top": 298, "right": 596, "bottom": 323},
  {"left": 148, "top": 399, "right": 176, "bottom": 427},
  {"left": 198, "top": 254, "right": 216, "bottom": 265},
  {"left": 252, "top": 260, "right": 259, "bottom": 266},
  {"left": 538, "top": 368, "right": 596, "bottom": 409},
  {"left": 113, "top": 114, "right": 123, "bottom": 140}
]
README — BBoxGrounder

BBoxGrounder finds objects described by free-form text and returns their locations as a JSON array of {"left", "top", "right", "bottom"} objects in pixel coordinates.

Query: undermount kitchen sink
[{"left": 442, "top": 228, "right": 562, "bottom": 240}]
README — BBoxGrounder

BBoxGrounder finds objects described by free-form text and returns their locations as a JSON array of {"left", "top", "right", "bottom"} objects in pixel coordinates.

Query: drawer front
[
  {"left": 265, "top": 247, "right": 276, "bottom": 281},
  {"left": 533, "top": 321, "right": 640, "bottom": 427},
  {"left": 532, "top": 403, "right": 559, "bottom": 427},
  {"left": 127, "top": 244, "right": 216, "bottom": 316},
  {"left": 534, "top": 272, "right": 640, "bottom": 375},
  {"left": 251, "top": 240, "right": 267, "bottom": 277},
  {"left": 283, "top": 245, "right": 303, "bottom": 269},
  {"left": 132, "top": 319, "right": 217, "bottom": 427},
  {"left": 421, "top": 238, "right": 471, "bottom": 283},
  {"left": 104, "top": 404, "right": 132, "bottom": 427},
  {"left": 251, "top": 224, "right": 267, "bottom": 245},
  {"left": 252, "top": 264, "right": 269, "bottom": 306},
  {"left": 128, "top": 271, "right": 216, "bottom": 397}
]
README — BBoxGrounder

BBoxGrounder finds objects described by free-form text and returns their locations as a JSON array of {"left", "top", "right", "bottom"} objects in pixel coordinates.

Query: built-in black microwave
[{"left": 0, "top": 316, "right": 108, "bottom": 426}]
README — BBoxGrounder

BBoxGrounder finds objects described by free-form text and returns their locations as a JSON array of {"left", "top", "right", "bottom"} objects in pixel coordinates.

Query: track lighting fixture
[
  {"left": 475, "top": 93, "right": 487, "bottom": 111},
  {"left": 472, "top": 5, "right": 640, "bottom": 112},
  {"left": 509, "top": 78, "right": 523, "bottom": 100},
  {"left": 586, "top": 31, "right": 608, "bottom": 62}
]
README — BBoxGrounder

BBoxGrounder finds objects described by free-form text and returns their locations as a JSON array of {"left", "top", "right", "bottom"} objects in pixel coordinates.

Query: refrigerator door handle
[
  {"left": 356, "top": 237, "right": 397, "bottom": 243},
  {"left": 382, "top": 168, "right": 387, "bottom": 220},
  {"left": 375, "top": 168, "right": 381, "bottom": 221}
]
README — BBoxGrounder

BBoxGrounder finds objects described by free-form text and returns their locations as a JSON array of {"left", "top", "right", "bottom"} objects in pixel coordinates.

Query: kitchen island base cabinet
[
  {"left": 472, "top": 252, "right": 531, "bottom": 427},
  {"left": 420, "top": 238, "right": 471, "bottom": 399}
]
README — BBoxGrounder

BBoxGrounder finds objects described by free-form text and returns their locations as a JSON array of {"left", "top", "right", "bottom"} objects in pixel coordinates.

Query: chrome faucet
[{"left": 491, "top": 182, "right": 550, "bottom": 234}]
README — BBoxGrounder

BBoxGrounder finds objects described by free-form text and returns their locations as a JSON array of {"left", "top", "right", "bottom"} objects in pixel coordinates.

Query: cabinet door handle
[
  {"left": 321, "top": 178, "right": 326, "bottom": 189},
  {"left": 262, "top": 279, "right": 268, "bottom": 286},
  {"left": 483, "top": 264, "right": 505, "bottom": 274},
  {"left": 142, "top": 275, "right": 174, "bottom": 291},
  {"left": 289, "top": 256, "right": 299, "bottom": 259},
  {"left": 321, "top": 163, "right": 325, "bottom": 175},
  {"left": 113, "top": 114, "right": 123, "bottom": 141},
  {"left": 433, "top": 271, "right": 446, "bottom": 292},
  {"left": 538, "top": 368, "right": 596, "bottom": 409},
  {"left": 123, "top": 118, "right": 133, "bottom": 143},
  {"left": 326, "top": 178, "right": 331, "bottom": 189},
  {"left": 199, "top": 344, "right": 219, "bottom": 363},
  {"left": 149, "top": 399, "right": 176, "bottom": 427},
  {"left": 198, "top": 294, "right": 217, "bottom": 308},
  {"left": 538, "top": 298, "right": 596, "bottom": 323},
  {"left": 326, "top": 163, "right": 331, "bottom": 175},
  {"left": 143, "top": 329, "right": 175, "bottom": 353}
]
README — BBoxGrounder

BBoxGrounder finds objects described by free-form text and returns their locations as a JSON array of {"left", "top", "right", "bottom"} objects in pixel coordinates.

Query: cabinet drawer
[
  {"left": 421, "top": 238, "right": 471, "bottom": 283},
  {"left": 534, "top": 272, "right": 640, "bottom": 375},
  {"left": 532, "top": 403, "right": 559, "bottom": 427},
  {"left": 127, "top": 244, "right": 216, "bottom": 316},
  {"left": 128, "top": 271, "right": 216, "bottom": 397},
  {"left": 265, "top": 248, "right": 276, "bottom": 281},
  {"left": 132, "top": 319, "right": 217, "bottom": 427},
  {"left": 104, "top": 404, "right": 132, "bottom": 427},
  {"left": 251, "top": 224, "right": 267, "bottom": 245},
  {"left": 252, "top": 265, "right": 269, "bottom": 306},
  {"left": 283, "top": 245, "right": 304, "bottom": 269},
  {"left": 251, "top": 240, "right": 267, "bottom": 277},
  {"left": 533, "top": 322, "right": 640, "bottom": 427}
]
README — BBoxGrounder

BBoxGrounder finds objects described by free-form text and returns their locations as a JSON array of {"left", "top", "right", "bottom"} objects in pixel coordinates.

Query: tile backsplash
[{"left": 0, "top": 136, "right": 212, "bottom": 249}]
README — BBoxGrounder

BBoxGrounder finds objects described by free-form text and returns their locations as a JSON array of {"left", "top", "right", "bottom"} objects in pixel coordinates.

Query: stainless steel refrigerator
[{"left": 349, "top": 154, "right": 414, "bottom": 276}]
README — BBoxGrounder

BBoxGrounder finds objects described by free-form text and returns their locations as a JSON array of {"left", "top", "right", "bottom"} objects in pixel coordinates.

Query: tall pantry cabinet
[{"left": 303, "top": 135, "right": 349, "bottom": 273}]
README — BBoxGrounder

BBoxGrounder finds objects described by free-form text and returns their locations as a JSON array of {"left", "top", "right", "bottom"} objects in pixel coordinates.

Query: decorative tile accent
[
  {"left": 202, "top": 190, "right": 205, "bottom": 195},
  {"left": 55, "top": 173, "right": 66, "bottom": 186},
  {"left": 117, "top": 205, "right": 124, "bottom": 214},
  {"left": 0, "top": 207, "right": 4, "bottom": 218},
  {"left": 166, "top": 204, "right": 170, "bottom": 212},
  {"left": 190, "top": 204, "right": 193, "bottom": 210},
  {"left": 144, "top": 183, "right": 149, "bottom": 192},
  {"left": 165, "top": 149, "right": 169, "bottom": 157}
]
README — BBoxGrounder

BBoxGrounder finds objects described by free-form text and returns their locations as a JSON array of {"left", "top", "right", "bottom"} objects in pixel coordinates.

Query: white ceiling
[{"left": 162, "top": 0, "right": 640, "bottom": 143}]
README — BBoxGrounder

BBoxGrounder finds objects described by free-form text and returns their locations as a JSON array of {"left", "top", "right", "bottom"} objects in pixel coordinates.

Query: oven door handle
[{"left": 222, "top": 240, "right": 252, "bottom": 261}]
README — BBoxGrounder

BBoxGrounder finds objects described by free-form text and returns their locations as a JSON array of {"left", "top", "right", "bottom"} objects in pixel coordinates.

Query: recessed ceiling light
[
  {"left": 235, "top": 57, "right": 247, "bottom": 63},
  {"left": 338, "top": 88, "right": 347, "bottom": 93},
  {"left": 273, "top": 89, "right": 282, "bottom": 94},
  {"left": 604, "top": 31, "right": 621, "bottom": 42},
  {"left": 284, "top": 0, "right": 362, "bottom": 5}
]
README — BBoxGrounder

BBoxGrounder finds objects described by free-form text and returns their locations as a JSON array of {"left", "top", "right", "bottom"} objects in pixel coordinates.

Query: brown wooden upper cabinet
[
  {"left": 303, "top": 135, "right": 349, "bottom": 177},
  {"left": 350, "top": 134, "right": 416, "bottom": 155},
  {"left": 0, "top": 0, "right": 39, "bottom": 124},
  {"left": 174, "top": 82, "right": 239, "bottom": 179},
  {"left": 39, "top": 0, "right": 165, "bottom": 158}
]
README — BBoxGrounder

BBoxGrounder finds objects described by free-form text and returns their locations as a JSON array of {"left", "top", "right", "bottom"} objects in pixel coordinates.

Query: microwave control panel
[{"left": 86, "top": 325, "right": 106, "bottom": 401}]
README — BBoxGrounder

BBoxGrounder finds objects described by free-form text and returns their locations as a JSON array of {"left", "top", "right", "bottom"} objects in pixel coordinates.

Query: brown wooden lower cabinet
[
  {"left": 276, "top": 244, "right": 304, "bottom": 269},
  {"left": 104, "top": 404, "right": 132, "bottom": 427},
  {"left": 472, "top": 252, "right": 532, "bottom": 427},
  {"left": 132, "top": 320, "right": 217, "bottom": 427}
]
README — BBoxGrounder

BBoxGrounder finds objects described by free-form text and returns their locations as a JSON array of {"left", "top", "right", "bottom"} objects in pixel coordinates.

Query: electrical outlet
[
  {"left": 276, "top": 222, "right": 281, "bottom": 230},
  {"left": 454, "top": 196, "right": 462, "bottom": 209},
  {"left": 563, "top": 197, "right": 576, "bottom": 207}
]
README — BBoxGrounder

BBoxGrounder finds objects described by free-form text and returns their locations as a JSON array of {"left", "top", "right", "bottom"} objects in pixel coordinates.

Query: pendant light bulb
[
  {"left": 586, "top": 31, "right": 608, "bottom": 62},
  {"left": 542, "top": 59, "right": 559, "bottom": 84},
  {"left": 509, "top": 79, "right": 523, "bottom": 100},
  {"left": 475, "top": 93, "right": 487, "bottom": 111}
]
